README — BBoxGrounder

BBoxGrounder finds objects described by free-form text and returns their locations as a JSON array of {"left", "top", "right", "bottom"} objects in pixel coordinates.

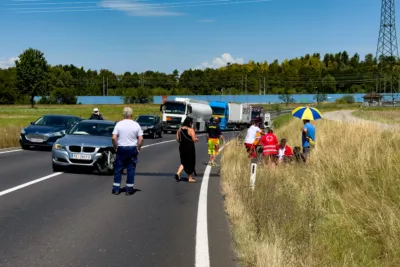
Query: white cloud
[
  {"left": 196, "top": 53, "right": 244, "bottom": 69},
  {"left": 99, "top": 0, "right": 183, "bottom": 16},
  {"left": 0, "top": 57, "right": 18, "bottom": 69},
  {"left": 197, "top": 19, "right": 215, "bottom": 23}
]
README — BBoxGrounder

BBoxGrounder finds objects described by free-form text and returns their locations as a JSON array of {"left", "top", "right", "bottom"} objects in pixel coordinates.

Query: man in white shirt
[
  {"left": 244, "top": 120, "right": 261, "bottom": 158},
  {"left": 111, "top": 107, "right": 143, "bottom": 195}
]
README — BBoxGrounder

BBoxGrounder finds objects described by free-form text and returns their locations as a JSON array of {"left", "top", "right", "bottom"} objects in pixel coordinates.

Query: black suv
[{"left": 135, "top": 115, "right": 164, "bottom": 139}]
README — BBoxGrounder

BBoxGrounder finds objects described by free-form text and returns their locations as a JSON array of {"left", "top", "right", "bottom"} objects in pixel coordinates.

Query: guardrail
[{"left": 265, "top": 109, "right": 292, "bottom": 126}]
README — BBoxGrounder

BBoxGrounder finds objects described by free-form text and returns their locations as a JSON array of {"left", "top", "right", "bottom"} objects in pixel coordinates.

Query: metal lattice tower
[{"left": 376, "top": 0, "right": 399, "bottom": 104}]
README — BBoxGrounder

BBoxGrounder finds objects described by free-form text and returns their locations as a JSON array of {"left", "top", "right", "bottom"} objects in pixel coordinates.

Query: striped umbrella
[{"left": 291, "top": 106, "right": 322, "bottom": 121}]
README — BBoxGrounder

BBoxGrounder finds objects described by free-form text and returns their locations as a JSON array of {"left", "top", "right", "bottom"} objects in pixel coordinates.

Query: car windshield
[
  {"left": 211, "top": 107, "right": 225, "bottom": 116},
  {"left": 136, "top": 116, "right": 155, "bottom": 124},
  {"left": 252, "top": 111, "right": 261, "bottom": 118},
  {"left": 164, "top": 103, "right": 186, "bottom": 114},
  {"left": 68, "top": 122, "right": 115, "bottom": 136},
  {"left": 34, "top": 116, "right": 71, "bottom": 127}
]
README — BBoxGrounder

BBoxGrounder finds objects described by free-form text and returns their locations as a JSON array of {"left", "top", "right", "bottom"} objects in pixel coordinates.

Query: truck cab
[
  {"left": 209, "top": 101, "right": 229, "bottom": 130},
  {"left": 209, "top": 101, "right": 251, "bottom": 131},
  {"left": 160, "top": 98, "right": 212, "bottom": 133}
]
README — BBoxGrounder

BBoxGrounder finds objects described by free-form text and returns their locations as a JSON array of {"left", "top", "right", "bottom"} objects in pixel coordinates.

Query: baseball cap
[{"left": 93, "top": 108, "right": 99, "bottom": 112}]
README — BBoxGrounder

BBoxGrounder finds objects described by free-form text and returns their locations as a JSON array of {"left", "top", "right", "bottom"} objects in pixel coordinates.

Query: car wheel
[
  {"left": 21, "top": 144, "right": 30, "bottom": 150},
  {"left": 152, "top": 131, "right": 157, "bottom": 139},
  {"left": 158, "top": 130, "right": 163, "bottom": 138},
  {"left": 52, "top": 163, "right": 64, "bottom": 172}
]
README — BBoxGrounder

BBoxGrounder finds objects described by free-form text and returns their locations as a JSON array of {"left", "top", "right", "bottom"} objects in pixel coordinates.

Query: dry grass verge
[
  {"left": 221, "top": 118, "right": 400, "bottom": 266},
  {"left": 353, "top": 109, "right": 400, "bottom": 125}
]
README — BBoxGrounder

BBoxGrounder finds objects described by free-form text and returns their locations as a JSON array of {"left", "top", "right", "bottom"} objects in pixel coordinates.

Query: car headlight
[
  {"left": 54, "top": 144, "right": 66, "bottom": 150},
  {"left": 49, "top": 131, "right": 65, "bottom": 137},
  {"left": 21, "top": 129, "right": 25, "bottom": 134}
]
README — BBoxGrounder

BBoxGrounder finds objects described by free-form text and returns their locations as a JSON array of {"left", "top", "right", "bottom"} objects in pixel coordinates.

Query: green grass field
[{"left": 0, "top": 104, "right": 161, "bottom": 148}]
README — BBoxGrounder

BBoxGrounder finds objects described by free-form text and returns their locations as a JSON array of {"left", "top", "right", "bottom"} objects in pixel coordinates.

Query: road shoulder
[
  {"left": 207, "top": 157, "right": 241, "bottom": 267},
  {"left": 323, "top": 109, "right": 400, "bottom": 131}
]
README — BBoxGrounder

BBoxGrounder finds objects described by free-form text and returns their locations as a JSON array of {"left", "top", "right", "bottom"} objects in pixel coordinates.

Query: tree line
[{"left": 0, "top": 47, "right": 398, "bottom": 106}]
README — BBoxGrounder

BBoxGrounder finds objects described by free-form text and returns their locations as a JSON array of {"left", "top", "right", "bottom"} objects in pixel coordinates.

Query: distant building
[{"left": 362, "top": 93, "right": 382, "bottom": 105}]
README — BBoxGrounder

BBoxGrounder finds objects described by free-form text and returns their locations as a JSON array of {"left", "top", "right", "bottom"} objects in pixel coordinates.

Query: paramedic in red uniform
[
  {"left": 276, "top": 138, "right": 294, "bottom": 164},
  {"left": 259, "top": 127, "right": 278, "bottom": 164}
]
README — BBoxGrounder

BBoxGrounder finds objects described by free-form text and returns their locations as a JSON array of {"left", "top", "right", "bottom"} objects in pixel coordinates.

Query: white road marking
[
  {"left": 0, "top": 136, "right": 205, "bottom": 197},
  {"left": 0, "top": 135, "right": 208, "bottom": 156},
  {"left": 196, "top": 164, "right": 212, "bottom": 267},
  {"left": 0, "top": 172, "right": 63, "bottom": 197},
  {"left": 0, "top": 149, "right": 22, "bottom": 154},
  {"left": 140, "top": 134, "right": 206, "bottom": 149},
  {"left": 195, "top": 140, "right": 231, "bottom": 267}
]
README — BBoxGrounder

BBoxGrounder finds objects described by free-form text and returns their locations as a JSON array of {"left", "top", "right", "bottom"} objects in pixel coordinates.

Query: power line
[{"left": 5, "top": 0, "right": 271, "bottom": 13}]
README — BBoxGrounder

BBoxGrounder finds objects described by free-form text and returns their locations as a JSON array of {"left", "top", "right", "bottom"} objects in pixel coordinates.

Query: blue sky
[{"left": 0, "top": 0, "right": 392, "bottom": 74}]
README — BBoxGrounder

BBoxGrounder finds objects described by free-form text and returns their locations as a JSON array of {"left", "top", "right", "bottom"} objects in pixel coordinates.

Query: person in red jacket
[
  {"left": 276, "top": 138, "right": 294, "bottom": 164},
  {"left": 259, "top": 127, "right": 278, "bottom": 164}
]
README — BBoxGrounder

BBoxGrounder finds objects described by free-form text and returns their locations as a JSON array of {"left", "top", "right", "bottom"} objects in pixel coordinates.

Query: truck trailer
[
  {"left": 160, "top": 97, "right": 212, "bottom": 133},
  {"left": 209, "top": 101, "right": 252, "bottom": 130}
]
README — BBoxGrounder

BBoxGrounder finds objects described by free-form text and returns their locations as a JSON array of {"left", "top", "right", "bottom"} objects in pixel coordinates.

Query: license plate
[
  {"left": 170, "top": 125, "right": 177, "bottom": 128},
  {"left": 71, "top": 154, "right": 92, "bottom": 160},
  {"left": 143, "top": 133, "right": 148, "bottom": 135},
  {"left": 30, "top": 138, "right": 43, "bottom": 143}
]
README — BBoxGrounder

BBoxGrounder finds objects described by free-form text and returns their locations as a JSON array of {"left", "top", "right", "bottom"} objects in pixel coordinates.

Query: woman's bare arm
[
  {"left": 176, "top": 128, "right": 180, "bottom": 141},
  {"left": 188, "top": 128, "right": 198, "bottom": 142}
]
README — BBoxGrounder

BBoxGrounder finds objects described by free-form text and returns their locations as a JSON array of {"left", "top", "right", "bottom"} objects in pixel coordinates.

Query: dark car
[
  {"left": 135, "top": 115, "right": 164, "bottom": 139},
  {"left": 20, "top": 114, "right": 82, "bottom": 149}
]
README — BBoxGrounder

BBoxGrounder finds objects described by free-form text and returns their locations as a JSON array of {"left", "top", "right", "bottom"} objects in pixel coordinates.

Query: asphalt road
[{"left": 0, "top": 132, "right": 240, "bottom": 267}]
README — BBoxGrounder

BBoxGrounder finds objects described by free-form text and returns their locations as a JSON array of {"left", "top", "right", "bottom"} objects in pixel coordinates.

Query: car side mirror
[
  {"left": 30, "top": 122, "right": 34, "bottom": 125},
  {"left": 61, "top": 130, "right": 66, "bottom": 135},
  {"left": 160, "top": 104, "right": 164, "bottom": 112}
]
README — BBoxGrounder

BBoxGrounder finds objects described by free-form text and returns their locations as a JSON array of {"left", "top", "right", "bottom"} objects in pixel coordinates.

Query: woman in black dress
[{"left": 175, "top": 117, "right": 198, "bottom": 182}]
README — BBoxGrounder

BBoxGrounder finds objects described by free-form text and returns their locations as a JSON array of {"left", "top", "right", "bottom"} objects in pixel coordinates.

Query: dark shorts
[{"left": 303, "top": 147, "right": 312, "bottom": 158}]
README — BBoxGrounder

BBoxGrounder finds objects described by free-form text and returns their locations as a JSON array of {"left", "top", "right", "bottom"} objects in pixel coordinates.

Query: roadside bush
[
  {"left": 51, "top": 88, "right": 77, "bottom": 104},
  {"left": 221, "top": 118, "right": 400, "bottom": 266},
  {"left": 335, "top": 95, "right": 355, "bottom": 104}
]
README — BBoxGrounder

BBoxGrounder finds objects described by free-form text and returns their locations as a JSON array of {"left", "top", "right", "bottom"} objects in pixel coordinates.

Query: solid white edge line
[
  {"left": 196, "top": 164, "right": 211, "bottom": 267},
  {"left": 0, "top": 149, "right": 22, "bottom": 154},
  {"left": 0, "top": 172, "right": 63, "bottom": 197},
  {"left": 195, "top": 132, "right": 234, "bottom": 267}
]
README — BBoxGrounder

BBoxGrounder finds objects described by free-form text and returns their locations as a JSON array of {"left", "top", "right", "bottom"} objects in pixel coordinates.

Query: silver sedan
[{"left": 52, "top": 120, "right": 117, "bottom": 174}]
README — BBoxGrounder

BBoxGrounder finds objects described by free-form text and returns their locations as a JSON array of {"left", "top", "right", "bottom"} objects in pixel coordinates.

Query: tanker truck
[{"left": 160, "top": 97, "right": 213, "bottom": 133}]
